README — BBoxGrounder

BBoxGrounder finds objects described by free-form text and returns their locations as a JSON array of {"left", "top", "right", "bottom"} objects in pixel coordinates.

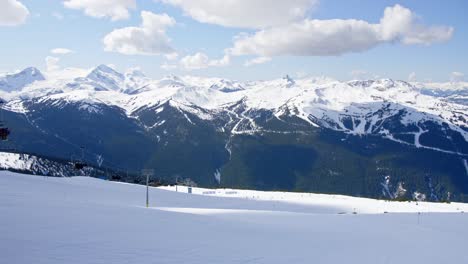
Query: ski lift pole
[
  {"left": 146, "top": 174, "right": 149, "bottom": 208},
  {"left": 142, "top": 169, "right": 154, "bottom": 208}
]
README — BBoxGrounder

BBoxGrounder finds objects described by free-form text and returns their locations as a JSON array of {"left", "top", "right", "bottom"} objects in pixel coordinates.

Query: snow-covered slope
[
  {"left": 1, "top": 66, "right": 467, "bottom": 154},
  {"left": 159, "top": 185, "right": 468, "bottom": 214},
  {"left": 413, "top": 81, "right": 468, "bottom": 106},
  {"left": 413, "top": 81, "right": 468, "bottom": 92},
  {"left": 1, "top": 171, "right": 468, "bottom": 264},
  {"left": 0, "top": 152, "right": 100, "bottom": 177},
  {"left": 85, "top": 64, "right": 124, "bottom": 91},
  {"left": 0, "top": 152, "right": 51, "bottom": 173},
  {"left": 0, "top": 67, "right": 45, "bottom": 93}
]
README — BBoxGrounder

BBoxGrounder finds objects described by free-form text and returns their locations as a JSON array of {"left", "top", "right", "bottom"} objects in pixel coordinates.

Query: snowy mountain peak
[
  {"left": 0, "top": 67, "right": 45, "bottom": 92},
  {"left": 125, "top": 68, "right": 146, "bottom": 78},
  {"left": 282, "top": 74, "right": 295, "bottom": 87},
  {"left": 22, "top": 67, "right": 42, "bottom": 76},
  {"left": 163, "top": 74, "right": 182, "bottom": 81},
  {"left": 123, "top": 69, "right": 150, "bottom": 94},
  {"left": 210, "top": 79, "right": 244, "bottom": 93},
  {"left": 92, "top": 64, "right": 120, "bottom": 74},
  {"left": 86, "top": 65, "right": 124, "bottom": 91},
  {"left": 87, "top": 65, "right": 124, "bottom": 80},
  {"left": 158, "top": 75, "right": 186, "bottom": 88},
  {"left": 347, "top": 79, "right": 413, "bottom": 92}
]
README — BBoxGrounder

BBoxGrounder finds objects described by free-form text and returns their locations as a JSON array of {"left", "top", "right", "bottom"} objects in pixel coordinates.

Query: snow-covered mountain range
[
  {"left": 0, "top": 66, "right": 467, "bottom": 200},
  {"left": 1, "top": 65, "right": 467, "bottom": 152}
]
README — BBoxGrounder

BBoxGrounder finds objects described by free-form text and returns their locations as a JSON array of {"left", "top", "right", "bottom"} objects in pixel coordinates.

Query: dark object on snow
[
  {"left": 74, "top": 162, "right": 86, "bottom": 170},
  {"left": 0, "top": 127, "right": 10, "bottom": 141},
  {"left": 111, "top": 174, "right": 121, "bottom": 181}
]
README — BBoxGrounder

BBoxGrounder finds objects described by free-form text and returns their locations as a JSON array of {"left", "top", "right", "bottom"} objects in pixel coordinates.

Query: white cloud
[
  {"left": 103, "top": 11, "right": 176, "bottom": 56},
  {"left": 229, "top": 5, "right": 454, "bottom": 57},
  {"left": 180, "top": 52, "right": 210, "bottom": 70},
  {"left": 51, "top": 48, "right": 74, "bottom": 55},
  {"left": 0, "top": 0, "right": 29, "bottom": 26},
  {"left": 164, "top": 52, "right": 179, "bottom": 61},
  {"left": 408, "top": 72, "right": 417, "bottom": 82},
  {"left": 450, "top": 72, "right": 464, "bottom": 82},
  {"left": 209, "top": 54, "right": 230, "bottom": 67},
  {"left": 179, "top": 52, "right": 230, "bottom": 70},
  {"left": 230, "top": 19, "right": 379, "bottom": 57},
  {"left": 244, "top": 57, "right": 272, "bottom": 67},
  {"left": 63, "top": 0, "right": 136, "bottom": 21},
  {"left": 379, "top": 5, "right": 453, "bottom": 45},
  {"left": 45, "top": 56, "right": 60, "bottom": 72},
  {"left": 159, "top": 0, "right": 317, "bottom": 29}
]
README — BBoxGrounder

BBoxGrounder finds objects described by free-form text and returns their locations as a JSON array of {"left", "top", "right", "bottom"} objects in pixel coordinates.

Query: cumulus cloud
[
  {"left": 229, "top": 5, "right": 454, "bottom": 57},
  {"left": 450, "top": 72, "right": 464, "bottom": 83},
  {"left": 45, "top": 56, "right": 60, "bottom": 72},
  {"left": 244, "top": 57, "right": 272, "bottom": 67},
  {"left": 159, "top": 0, "right": 317, "bottom": 29},
  {"left": 103, "top": 11, "right": 176, "bottom": 56},
  {"left": 230, "top": 19, "right": 379, "bottom": 57},
  {"left": 164, "top": 52, "right": 179, "bottom": 61},
  {"left": 51, "top": 48, "right": 74, "bottom": 55},
  {"left": 180, "top": 52, "right": 209, "bottom": 70},
  {"left": 209, "top": 54, "right": 230, "bottom": 67},
  {"left": 63, "top": 0, "right": 136, "bottom": 21},
  {"left": 379, "top": 5, "right": 453, "bottom": 45},
  {"left": 0, "top": 0, "right": 29, "bottom": 26},
  {"left": 179, "top": 52, "right": 230, "bottom": 70}
]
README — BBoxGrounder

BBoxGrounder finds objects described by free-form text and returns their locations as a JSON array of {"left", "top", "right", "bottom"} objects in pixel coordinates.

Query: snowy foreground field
[{"left": 2, "top": 171, "right": 468, "bottom": 264}]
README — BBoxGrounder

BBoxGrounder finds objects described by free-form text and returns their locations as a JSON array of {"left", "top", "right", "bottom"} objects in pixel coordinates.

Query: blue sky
[{"left": 0, "top": 0, "right": 467, "bottom": 82}]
